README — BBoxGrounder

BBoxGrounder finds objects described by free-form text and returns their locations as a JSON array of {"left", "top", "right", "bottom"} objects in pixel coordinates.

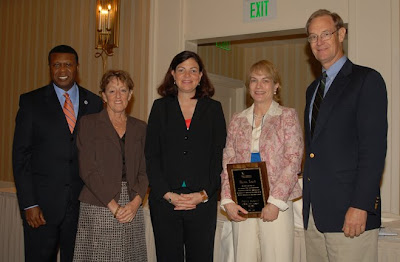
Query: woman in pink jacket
[{"left": 220, "top": 60, "right": 303, "bottom": 262}]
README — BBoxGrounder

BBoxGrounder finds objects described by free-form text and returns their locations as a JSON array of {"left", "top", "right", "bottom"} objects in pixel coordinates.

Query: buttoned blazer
[
  {"left": 145, "top": 96, "right": 227, "bottom": 201},
  {"left": 303, "top": 59, "right": 387, "bottom": 232},
  {"left": 12, "top": 84, "right": 103, "bottom": 223},
  {"left": 220, "top": 102, "right": 303, "bottom": 203},
  {"left": 77, "top": 109, "right": 149, "bottom": 207}
]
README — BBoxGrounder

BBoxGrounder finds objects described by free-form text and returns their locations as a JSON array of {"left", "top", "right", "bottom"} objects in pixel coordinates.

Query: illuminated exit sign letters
[{"left": 243, "top": 0, "right": 276, "bottom": 23}]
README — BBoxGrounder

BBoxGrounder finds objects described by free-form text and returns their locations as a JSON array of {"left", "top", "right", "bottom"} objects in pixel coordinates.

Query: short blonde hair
[{"left": 248, "top": 60, "right": 282, "bottom": 103}]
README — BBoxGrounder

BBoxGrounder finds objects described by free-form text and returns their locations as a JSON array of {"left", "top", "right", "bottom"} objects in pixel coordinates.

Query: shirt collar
[
  {"left": 53, "top": 82, "right": 79, "bottom": 102},
  {"left": 324, "top": 55, "right": 347, "bottom": 80},
  {"left": 243, "top": 100, "right": 282, "bottom": 125}
]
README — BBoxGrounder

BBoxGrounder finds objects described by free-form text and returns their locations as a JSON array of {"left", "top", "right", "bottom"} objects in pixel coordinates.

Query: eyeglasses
[{"left": 307, "top": 30, "right": 338, "bottom": 43}]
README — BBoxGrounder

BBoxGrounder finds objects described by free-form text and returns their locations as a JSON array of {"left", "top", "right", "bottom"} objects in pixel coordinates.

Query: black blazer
[
  {"left": 145, "top": 96, "right": 226, "bottom": 201},
  {"left": 12, "top": 84, "right": 103, "bottom": 223},
  {"left": 303, "top": 59, "right": 387, "bottom": 232}
]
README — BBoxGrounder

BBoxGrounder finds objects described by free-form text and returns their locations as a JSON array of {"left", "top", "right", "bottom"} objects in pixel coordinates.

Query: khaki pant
[{"left": 304, "top": 208, "right": 378, "bottom": 262}]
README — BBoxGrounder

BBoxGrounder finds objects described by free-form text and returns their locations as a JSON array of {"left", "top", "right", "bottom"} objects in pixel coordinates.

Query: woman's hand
[
  {"left": 224, "top": 202, "right": 248, "bottom": 222},
  {"left": 116, "top": 195, "right": 142, "bottom": 223},
  {"left": 260, "top": 203, "right": 279, "bottom": 222},
  {"left": 174, "top": 192, "right": 204, "bottom": 210},
  {"left": 163, "top": 192, "right": 197, "bottom": 210},
  {"left": 107, "top": 199, "right": 120, "bottom": 216}
]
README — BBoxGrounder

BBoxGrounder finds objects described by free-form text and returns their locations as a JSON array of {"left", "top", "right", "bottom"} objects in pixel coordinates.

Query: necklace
[{"left": 252, "top": 112, "right": 265, "bottom": 130}]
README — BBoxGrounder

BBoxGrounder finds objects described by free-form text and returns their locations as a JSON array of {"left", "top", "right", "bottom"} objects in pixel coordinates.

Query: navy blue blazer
[
  {"left": 145, "top": 96, "right": 226, "bottom": 201},
  {"left": 303, "top": 59, "right": 387, "bottom": 232},
  {"left": 12, "top": 84, "right": 103, "bottom": 223}
]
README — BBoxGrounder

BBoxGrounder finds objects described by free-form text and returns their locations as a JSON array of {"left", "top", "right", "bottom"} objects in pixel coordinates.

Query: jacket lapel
[
  {"left": 312, "top": 60, "right": 353, "bottom": 140},
  {"left": 190, "top": 97, "right": 208, "bottom": 130},
  {"left": 259, "top": 102, "right": 281, "bottom": 159},
  {"left": 167, "top": 96, "right": 188, "bottom": 130},
  {"left": 125, "top": 117, "right": 139, "bottom": 158},
  {"left": 305, "top": 79, "right": 319, "bottom": 142},
  {"left": 98, "top": 109, "right": 122, "bottom": 152},
  {"left": 43, "top": 84, "right": 72, "bottom": 136},
  {"left": 77, "top": 86, "right": 91, "bottom": 120}
]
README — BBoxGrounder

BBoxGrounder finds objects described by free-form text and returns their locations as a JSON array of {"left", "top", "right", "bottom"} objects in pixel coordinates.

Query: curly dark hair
[{"left": 157, "top": 51, "right": 214, "bottom": 99}]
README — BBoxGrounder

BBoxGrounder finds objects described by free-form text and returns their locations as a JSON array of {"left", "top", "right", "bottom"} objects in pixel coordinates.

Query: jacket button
[
  {"left": 309, "top": 153, "right": 315, "bottom": 158},
  {"left": 307, "top": 177, "right": 311, "bottom": 181},
  {"left": 183, "top": 151, "right": 187, "bottom": 155},
  {"left": 184, "top": 136, "right": 188, "bottom": 140}
]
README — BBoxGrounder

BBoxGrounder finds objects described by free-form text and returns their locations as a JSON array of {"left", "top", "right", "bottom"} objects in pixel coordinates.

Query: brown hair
[
  {"left": 248, "top": 60, "right": 282, "bottom": 103},
  {"left": 100, "top": 70, "right": 134, "bottom": 93},
  {"left": 305, "top": 9, "right": 345, "bottom": 35},
  {"left": 157, "top": 51, "right": 214, "bottom": 99}
]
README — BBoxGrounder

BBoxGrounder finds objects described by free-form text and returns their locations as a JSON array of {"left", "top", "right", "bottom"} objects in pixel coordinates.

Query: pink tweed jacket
[{"left": 221, "top": 101, "right": 303, "bottom": 206}]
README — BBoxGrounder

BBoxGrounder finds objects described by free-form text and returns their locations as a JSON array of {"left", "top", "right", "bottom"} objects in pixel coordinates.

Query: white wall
[
  {"left": 148, "top": 0, "right": 400, "bottom": 214},
  {"left": 184, "top": 0, "right": 348, "bottom": 40}
]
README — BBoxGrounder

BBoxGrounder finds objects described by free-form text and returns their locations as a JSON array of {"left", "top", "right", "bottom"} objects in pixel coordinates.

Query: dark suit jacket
[
  {"left": 77, "top": 109, "right": 148, "bottom": 207},
  {"left": 12, "top": 84, "right": 103, "bottom": 224},
  {"left": 303, "top": 59, "right": 387, "bottom": 232},
  {"left": 145, "top": 96, "right": 226, "bottom": 201}
]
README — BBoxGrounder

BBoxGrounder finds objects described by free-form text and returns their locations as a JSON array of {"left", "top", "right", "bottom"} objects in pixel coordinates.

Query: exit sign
[{"left": 243, "top": 0, "right": 276, "bottom": 23}]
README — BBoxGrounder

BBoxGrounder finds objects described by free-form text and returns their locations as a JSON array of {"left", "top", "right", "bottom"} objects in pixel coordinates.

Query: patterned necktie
[
  {"left": 63, "top": 93, "right": 76, "bottom": 133},
  {"left": 311, "top": 72, "right": 327, "bottom": 137}
]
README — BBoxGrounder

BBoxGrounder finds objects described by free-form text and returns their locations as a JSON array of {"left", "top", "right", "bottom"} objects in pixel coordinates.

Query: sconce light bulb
[{"left": 108, "top": 4, "right": 111, "bottom": 10}]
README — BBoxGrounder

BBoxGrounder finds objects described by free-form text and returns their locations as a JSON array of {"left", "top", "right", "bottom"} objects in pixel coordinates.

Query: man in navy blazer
[
  {"left": 302, "top": 10, "right": 387, "bottom": 262},
  {"left": 12, "top": 45, "right": 103, "bottom": 262}
]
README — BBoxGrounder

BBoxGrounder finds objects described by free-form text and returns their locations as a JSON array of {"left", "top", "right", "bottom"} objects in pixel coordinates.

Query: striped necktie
[
  {"left": 311, "top": 72, "right": 327, "bottom": 137},
  {"left": 63, "top": 93, "right": 76, "bottom": 133}
]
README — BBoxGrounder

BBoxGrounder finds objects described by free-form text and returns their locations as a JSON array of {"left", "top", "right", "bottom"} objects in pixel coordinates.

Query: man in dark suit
[
  {"left": 302, "top": 9, "right": 387, "bottom": 262},
  {"left": 12, "top": 45, "right": 103, "bottom": 262}
]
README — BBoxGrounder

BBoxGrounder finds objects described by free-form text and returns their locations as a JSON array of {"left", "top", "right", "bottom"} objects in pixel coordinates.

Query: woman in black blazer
[{"left": 145, "top": 51, "right": 226, "bottom": 262}]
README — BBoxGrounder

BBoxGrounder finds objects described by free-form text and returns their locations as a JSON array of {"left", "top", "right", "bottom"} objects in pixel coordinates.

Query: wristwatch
[{"left": 200, "top": 190, "right": 208, "bottom": 203}]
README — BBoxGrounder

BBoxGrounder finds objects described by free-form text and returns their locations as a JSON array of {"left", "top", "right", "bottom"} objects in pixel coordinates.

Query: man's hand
[
  {"left": 342, "top": 207, "right": 367, "bottom": 237},
  {"left": 25, "top": 206, "right": 46, "bottom": 228}
]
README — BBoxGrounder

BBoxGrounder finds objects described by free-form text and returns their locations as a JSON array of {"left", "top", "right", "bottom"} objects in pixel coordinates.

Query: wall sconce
[{"left": 95, "top": 0, "right": 120, "bottom": 73}]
